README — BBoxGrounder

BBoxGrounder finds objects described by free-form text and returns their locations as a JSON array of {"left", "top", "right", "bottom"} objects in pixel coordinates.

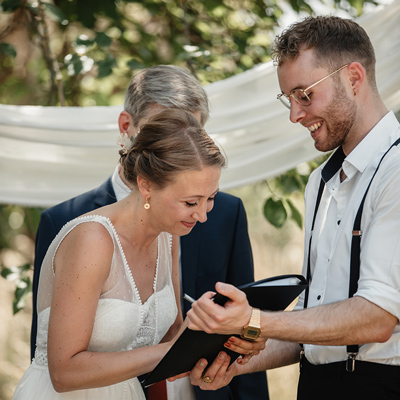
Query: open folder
[{"left": 142, "top": 274, "right": 307, "bottom": 388}]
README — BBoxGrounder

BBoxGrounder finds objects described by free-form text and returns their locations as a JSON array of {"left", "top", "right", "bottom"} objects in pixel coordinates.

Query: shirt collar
[
  {"left": 111, "top": 165, "right": 131, "bottom": 201},
  {"left": 345, "top": 111, "right": 399, "bottom": 175},
  {"left": 321, "top": 111, "right": 399, "bottom": 183}
]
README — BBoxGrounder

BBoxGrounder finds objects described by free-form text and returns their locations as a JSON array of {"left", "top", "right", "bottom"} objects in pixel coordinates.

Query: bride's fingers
[
  {"left": 167, "top": 371, "right": 190, "bottom": 382},
  {"left": 223, "top": 336, "right": 266, "bottom": 355},
  {"left": 237, "top": 353, "right": 254, "bottom": 365}
]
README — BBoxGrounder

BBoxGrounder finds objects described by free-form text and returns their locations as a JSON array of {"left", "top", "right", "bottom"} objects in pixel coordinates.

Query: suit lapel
[
  {"left": 94, "top": 176, "right": 117, "bottom": 208},
  {"left": 180, "top": 223, "right": 202, "bottom": 315}
]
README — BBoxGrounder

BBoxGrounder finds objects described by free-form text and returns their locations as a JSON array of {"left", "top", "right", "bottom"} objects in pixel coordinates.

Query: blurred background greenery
[{"left": 0, "top": 0, "right": 383, "bottom": 398}]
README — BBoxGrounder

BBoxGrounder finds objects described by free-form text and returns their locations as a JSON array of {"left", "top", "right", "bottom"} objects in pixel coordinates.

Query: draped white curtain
[{"left": 1, "top": 1, "right": 399, "bottom": 207}]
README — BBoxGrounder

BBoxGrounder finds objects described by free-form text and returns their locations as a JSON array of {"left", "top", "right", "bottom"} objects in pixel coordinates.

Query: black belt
[{"left": 301, "top": 357, "right": 400, "bottom": 380}]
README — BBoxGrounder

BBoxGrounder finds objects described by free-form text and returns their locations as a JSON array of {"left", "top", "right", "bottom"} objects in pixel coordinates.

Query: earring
[
  {"left": 144, "top": 196, "right": 150, "bottom": 210},
  {"left": 353, "top": 88, "right": 357, "bottom": 96}
]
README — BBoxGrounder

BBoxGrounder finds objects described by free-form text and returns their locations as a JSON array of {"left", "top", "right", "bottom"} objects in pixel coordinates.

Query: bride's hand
[{"left": 224, "top": 336, "right": 266, "bottom": 365}]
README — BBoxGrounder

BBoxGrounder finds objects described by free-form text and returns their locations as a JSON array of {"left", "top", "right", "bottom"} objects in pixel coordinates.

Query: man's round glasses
[{"left": 277, "top": 64, "right": 349, "bottom": 109}]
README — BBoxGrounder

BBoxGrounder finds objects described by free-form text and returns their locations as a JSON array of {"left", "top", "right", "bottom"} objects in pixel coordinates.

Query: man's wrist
[{"left": 241, "top": 307, "right": 262, "bottom": 340}]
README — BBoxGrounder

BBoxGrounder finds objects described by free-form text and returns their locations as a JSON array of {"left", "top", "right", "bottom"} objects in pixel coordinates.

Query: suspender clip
[
  {"left": 346, "top": 352, "right": 357, "bottom": 372},
  {"left": 299, "top": 348, "right": 305, "bottom": 372}
]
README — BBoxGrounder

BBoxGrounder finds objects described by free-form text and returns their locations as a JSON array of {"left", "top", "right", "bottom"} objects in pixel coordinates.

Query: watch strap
[{"left": 248, "top": 307, "right": 260, "bottom": 327}]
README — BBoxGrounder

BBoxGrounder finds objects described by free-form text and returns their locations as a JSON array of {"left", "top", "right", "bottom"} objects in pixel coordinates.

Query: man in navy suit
[{"left": 31, "top": 65, "right": 269, "bottom": 400}]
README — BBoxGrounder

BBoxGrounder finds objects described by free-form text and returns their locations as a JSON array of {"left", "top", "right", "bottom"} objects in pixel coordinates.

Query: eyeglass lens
[
  {"left": 292, "top": 89, "right": 311, "bottom": 105},
  {"left": 278, "top": 90, "right": 311, "bottom": 109},
  {"left": 278, "top": 95, "right": 291, "bottom": 109}
]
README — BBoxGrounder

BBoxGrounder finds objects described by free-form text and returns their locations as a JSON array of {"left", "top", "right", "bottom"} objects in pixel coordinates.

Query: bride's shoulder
[{"left": 59, "top": 216, "right": 115, "bottom": 256}]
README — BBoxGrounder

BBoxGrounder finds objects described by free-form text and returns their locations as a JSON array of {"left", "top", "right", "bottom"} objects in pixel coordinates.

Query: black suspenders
[{"left": 303, "top": 138, "right": 400, "bottom": 372}]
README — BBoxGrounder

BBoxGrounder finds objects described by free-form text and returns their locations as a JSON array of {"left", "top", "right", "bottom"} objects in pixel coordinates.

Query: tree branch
[{"left": 36, "top": 0, "right": 65, "bottom": 106}]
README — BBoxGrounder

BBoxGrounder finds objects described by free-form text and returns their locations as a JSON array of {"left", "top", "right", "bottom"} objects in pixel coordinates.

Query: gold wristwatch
[{"left": 241, "top": 307, "right": 261, "bottom": 340}]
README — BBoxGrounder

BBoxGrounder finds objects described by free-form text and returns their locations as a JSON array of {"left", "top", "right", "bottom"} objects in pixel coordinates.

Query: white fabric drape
[{"left": 1, "top": 1, "right": 399, "bottom": 207}]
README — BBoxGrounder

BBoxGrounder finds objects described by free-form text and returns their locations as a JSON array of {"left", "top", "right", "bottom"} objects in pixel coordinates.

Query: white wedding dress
[{"left": 13, "top": 215, "right": 178, "bottom": 400}]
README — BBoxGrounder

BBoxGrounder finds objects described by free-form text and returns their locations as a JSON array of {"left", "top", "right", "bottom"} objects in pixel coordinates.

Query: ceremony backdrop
[{"left": 0, "top": 1, "right": 399, "bottom": 207}]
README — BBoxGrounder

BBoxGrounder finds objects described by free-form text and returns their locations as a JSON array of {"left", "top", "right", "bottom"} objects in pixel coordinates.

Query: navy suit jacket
[{"left": 31, "top": 177, "right": 269, "bottom": 400}]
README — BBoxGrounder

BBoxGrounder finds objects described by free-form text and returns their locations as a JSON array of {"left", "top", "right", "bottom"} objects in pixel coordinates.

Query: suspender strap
[
  {"left": 346, "top": 137, "right": 400, "bottom": 369},
  {"left": 304, "top": 178, "right": 325, "bottom": 310},
  {"left": 301, "top": 178, "right": 325, "bottom": 359}
]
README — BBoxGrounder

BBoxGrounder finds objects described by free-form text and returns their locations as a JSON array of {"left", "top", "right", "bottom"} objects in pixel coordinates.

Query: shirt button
[
  {"left": 337, "top": 220, "right": 341, "bottom": 225},
  {"left": 317, "top": 295, "right": 321, "bottom": 300}
]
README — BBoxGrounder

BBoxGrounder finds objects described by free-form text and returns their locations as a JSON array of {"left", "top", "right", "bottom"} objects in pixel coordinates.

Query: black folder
[{"left": 142, "top": 274, "right": 307, "bottom": 388}]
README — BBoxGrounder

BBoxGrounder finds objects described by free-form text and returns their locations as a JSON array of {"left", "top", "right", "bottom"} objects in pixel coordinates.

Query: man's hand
[
  {"left": 168, "top": 282, "right": 267, "bottom": 390},
  {"left": 187, "top": 282, "right": 252, "bottom": 335}
]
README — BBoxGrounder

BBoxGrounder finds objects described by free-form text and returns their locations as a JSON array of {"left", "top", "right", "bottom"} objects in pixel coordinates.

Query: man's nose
[{"left": 289, "top": 100, "right": 306, "bottom": 124}]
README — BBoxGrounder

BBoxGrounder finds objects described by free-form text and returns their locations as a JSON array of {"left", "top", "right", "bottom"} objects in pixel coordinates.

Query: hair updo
[{"left": 119, "top": 109, "right": 226, "bottom": 189}]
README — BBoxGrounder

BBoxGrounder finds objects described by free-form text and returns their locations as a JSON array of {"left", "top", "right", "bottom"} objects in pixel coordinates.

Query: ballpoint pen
[{"left": 183, "top": 293, "right": 196, "bottom": 303}]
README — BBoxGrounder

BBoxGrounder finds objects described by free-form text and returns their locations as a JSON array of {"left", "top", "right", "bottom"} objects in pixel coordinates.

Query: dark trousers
[{"left": 298, "top": 358, "right": 400, "bottom": 400}]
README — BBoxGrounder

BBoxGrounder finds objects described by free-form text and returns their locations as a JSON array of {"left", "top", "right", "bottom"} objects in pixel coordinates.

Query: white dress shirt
[
  {"left": 296, "top": 111, "right": 400, "bottom": 365},
  {"left": 111, "top": 165, "right": 131, "bottom": 202},
  {"left": 111, "top": 165, "right": 197, "bottom": 399}
]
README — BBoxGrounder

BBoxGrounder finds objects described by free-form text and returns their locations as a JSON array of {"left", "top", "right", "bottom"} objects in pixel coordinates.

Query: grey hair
[{"left": 124, "top": 65, "right": 210, "bottom": 127}]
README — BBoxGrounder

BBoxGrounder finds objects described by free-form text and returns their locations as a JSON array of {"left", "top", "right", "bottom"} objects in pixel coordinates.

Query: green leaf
[
  {"left": 18, "top": 263, "right": 31, "bottom": 273},
  {"left": 288, "top": 0, "right": 313, "bottom": 13},
  {"left": 1, "top": 0, "right": 22, "bottom": 12},
  {"left": 279, "top": 173, "right": 303, "bottom": 194},
  {"left": 1, "top": 266, "right": 13, "bottom": 279},
  {"left": 95, "top": 32, "right": 112, "bottom": 48},
  {"left": 64, "top": 54, "right": 84, "bottom": 76},
  {"left": 263, "top": 197, "right": 287, "bottom": 228},
  {"left": 126, "top": 59, "right": 145, "bottom": 70},
  {"left": 0, "top": 42, "right": 17, "bottom": 57},
  {"left": 13, "top": 276, "right": 32, "bottom": 314},
  {"left": 299, "top": 174, "right": 309, "bottom": 187},
  {"left": 75, "top": 36, "right": 95, "bottom": 48},
  {"left": 286, "top": 199, "right": 303, "bottom": 229},
  {"left": 1, "top": 263, "right": 30, "bottom": 280},
  {"left": 96, "top": 55, "right": 117, "bottom": 78},
  {"left": 42, "top": 3, "right": 67, "bottom": 23}
]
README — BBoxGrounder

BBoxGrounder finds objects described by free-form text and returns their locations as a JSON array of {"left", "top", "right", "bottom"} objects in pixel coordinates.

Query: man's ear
[
  {"left": 347, "top": 62, "right": 365, "bottom": 95},
  {"left": 118, "top": 111, "right": 139, "bottom": 137},
  {"left": 137, "top": 176, "right": 152, "bottom": 198}
]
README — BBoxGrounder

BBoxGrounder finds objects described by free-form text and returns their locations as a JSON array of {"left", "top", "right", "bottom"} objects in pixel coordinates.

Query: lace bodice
[{"left": 34, "top": 215, "right": 177, "bottom": 366}]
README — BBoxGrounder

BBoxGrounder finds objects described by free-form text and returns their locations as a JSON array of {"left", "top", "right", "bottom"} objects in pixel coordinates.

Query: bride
[{"left": 12, "top": 109, "right": 225, "bottom": 399}]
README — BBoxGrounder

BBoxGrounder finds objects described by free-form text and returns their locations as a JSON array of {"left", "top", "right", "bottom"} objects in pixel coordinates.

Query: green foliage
[
  {"left": 0, "top": 206, "right": 43, "bottom": 314},
  {"left": 0, "top": 42, "right": 16, "bottom": 57},
  {"left": 263, "top": 197, "right": 288, "bottom": 228},
  {"left": 42, "top": 2, "right": 67, "bottom": 23},
  {"left": 0, "top": 0, "right": 376, "bottom": 106},
  {"left": 1, "top": 0, "right": 23, "bottom": 12},
  {"left": 1, "top": 264, "right": 32, "bottom": 314},
  {"left": 262, "top": 154, "right": 329, "bottom": 229},
  {"left": 96, "top": 54, "right": 118, "bottom": 78},
  {"left": 287, "top": 199, "right": 303, "bottom": 228}
]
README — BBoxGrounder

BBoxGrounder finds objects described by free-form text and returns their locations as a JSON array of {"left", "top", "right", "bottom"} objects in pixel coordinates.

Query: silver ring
[{"left": 249, "top": 350, "right": 253, "bottom": 356}]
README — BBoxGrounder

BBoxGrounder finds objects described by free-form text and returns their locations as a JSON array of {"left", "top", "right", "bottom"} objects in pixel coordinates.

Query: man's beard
[{"left": 314, "top": 84, "right": 357, "bottom": 153}]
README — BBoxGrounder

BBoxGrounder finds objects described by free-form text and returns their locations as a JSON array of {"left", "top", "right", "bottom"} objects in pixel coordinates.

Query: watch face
[{"left": 243, "top": 327, "right": 260, "bottom": 339}]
